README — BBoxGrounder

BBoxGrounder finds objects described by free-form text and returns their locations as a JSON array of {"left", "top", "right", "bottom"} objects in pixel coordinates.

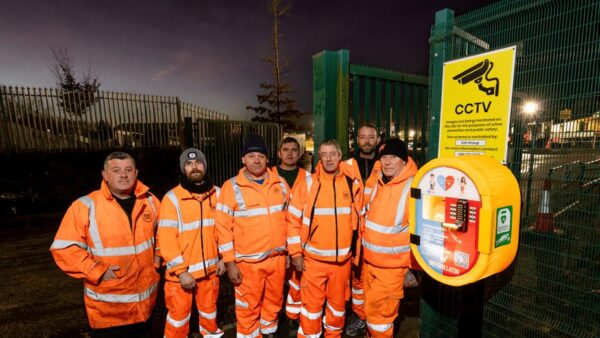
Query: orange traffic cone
[{"left": 534, "top": 178, "right": 554, "bottom": 233}]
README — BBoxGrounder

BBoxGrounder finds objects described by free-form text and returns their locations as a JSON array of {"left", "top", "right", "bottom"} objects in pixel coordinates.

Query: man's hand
[
  {"left": 101, "top": 265, "right": 120, "bottom": 282},
  {"left": 403, "top": 270, "right": 419, "bottom": 288},
  {"left": 178, "top": 271, "right": 196, "bottom": 290},
  {"left": 226, "top": 261, "right": 242, "bottom": 285},
  {"left": 216, "top": 259, "right": 226, "bottom": 276},
  {"left": 154, "top": 255, "right": 163, "bottom": 269},
  {"left": 291, "top": 256, "right": 304, "bottom": 271}
]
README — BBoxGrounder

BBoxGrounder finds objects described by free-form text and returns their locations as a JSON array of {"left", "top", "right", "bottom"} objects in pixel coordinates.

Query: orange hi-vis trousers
[
  {"left": 298, "top": 257, "right": 351, "bottom": 338},
  {"left": 235, "top": 255, "right": 286, "bottom": 337},
  {"left": 164, "top": 273, "right": 223, "bottom": 338},
  {"left": 363, "top": 262, "right": 407, "bottom": 338},
  {"left": 285, "top": 269, "right": 302, "bottom": 320},
  {"left": 351, "top": 268, "right": 365, "bottom": 320}
]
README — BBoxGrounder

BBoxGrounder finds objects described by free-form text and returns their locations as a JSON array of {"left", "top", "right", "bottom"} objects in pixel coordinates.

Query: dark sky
[{"left": 0, "top": 0, "right": 496, "bottom": 120}]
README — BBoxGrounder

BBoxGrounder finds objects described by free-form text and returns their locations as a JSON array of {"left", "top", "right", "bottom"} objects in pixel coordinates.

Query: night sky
[{"left": 0, "top": 0, "right": 496, "bottom": 120}]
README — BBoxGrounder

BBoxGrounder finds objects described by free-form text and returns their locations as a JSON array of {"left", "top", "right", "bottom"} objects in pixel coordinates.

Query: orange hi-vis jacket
[
  {"left": 216, "top": 167, "right": 290, "bottom": 263},
  {"left": 287, "top": 159, "right": 364, "bottom": 263},
  {"left": 50, "top": 180, "right": 160, "bottom": 329},
  {"left": 362, "top": 157, "right": 418, "bottom": 269},
  {"left": 273, "top": 166, "right": 311, "bottom": 192},
  {"left": 158, "top": 184, "right": 221, "bottom": 282},
  {"left": 362, "top": 161, "right": 382, "bottom": 210}
]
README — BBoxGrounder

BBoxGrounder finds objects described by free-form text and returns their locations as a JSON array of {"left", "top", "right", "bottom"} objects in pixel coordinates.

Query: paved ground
[{"left": 0, "top": 213, "right": 420, "bottom": 338}]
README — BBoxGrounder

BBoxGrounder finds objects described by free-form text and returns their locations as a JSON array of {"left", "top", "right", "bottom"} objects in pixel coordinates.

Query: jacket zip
[
  {"left": 307, "top": 183, "right": 321, "bottom": 244},
  {"left": 199, "top": 194, "right": 207, "bottom": 276},
  {"left": 333, "top": 178, "right": 339, "bottom": 262}
]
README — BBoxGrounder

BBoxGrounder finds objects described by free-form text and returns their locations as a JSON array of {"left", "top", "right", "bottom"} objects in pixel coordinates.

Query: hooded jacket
[{"left": 362, "top": 157, "right": 418, "bottom": 268}]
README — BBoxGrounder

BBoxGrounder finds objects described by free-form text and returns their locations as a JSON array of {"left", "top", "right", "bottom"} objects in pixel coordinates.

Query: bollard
[{"left": 534, "top": 178, "right": 554, "bottom": 233}]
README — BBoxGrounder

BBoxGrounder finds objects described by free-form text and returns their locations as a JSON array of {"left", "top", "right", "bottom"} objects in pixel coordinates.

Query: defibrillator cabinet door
[{"left": 409, "top": 155, "right": 520, "bottom": 286}]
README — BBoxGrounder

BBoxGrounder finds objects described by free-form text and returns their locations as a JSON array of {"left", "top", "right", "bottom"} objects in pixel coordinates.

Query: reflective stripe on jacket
[
  {"left": 362, "top": 161, "right": 382, "bottom": 213},
  {"left": 287, "top": 158, "right": 363, "bottom": 262},
  {"left": 272, "top": 166, "right": 311, "bottom": 192},
  {"left": 273, "top": 166, "right": 311, "bottom": 247},
  {"left": 363, "top": 157, "right": 417, "bottom": 269},
  {"left": 158, "top": 184, "right": 221, "bottom": 281},
  {"left": 216, "top": 167, "right": 290, "bottom": 263},
  {"left": 50, "top": 180, "right": 160, "bottom": 329}
]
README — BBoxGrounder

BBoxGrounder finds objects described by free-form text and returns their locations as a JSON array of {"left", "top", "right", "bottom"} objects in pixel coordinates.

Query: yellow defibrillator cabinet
[{"left": 409, "top": 155, "right": 520, "bottom": 286}]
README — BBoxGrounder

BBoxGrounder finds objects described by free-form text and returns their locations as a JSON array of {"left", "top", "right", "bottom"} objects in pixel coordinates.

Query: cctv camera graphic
[{"left": 452, "top": 59, "right": 499, "bottom": 96}]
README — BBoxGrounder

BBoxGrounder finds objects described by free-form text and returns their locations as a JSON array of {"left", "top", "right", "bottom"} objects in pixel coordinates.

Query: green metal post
[
  {"left": 312, "top": 49, "right": 350, "bottom": 163},
  {"left": 427, "top": 9, "right": 454, "bottom": 162},
  {"left": 352, "top": 75, "right": 360, "bottom": 156}
]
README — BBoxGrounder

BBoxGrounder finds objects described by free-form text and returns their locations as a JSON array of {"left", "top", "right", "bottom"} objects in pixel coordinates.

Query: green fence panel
[{"left": 427, "top": 1, "right": 600, "bottom": 337}]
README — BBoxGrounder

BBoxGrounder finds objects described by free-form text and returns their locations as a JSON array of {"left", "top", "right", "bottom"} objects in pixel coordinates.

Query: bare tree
[
  {"left": 49, "top": 45, "right": 100, "bottom": 116},
  {"left": 247, "top": 0, "right": 300, "bottom": 132}
]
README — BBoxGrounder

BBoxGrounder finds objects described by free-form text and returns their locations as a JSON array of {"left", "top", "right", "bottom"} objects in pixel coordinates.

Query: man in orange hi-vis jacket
[
  {"left": 287, "top": 139, "right": 364, "bottom": 338},
  {"left": 271, "top": 136, "right": 310, "bottom": 326},
  {"left": 216, "top": 134, "right": 290, "bottom": 338},
  {"left": 50, "top": 152, "right": 160, "bottom": 337},
  {"left": 362, "top": 138, "right": 418, "bottom": 337},
  {"left": 158, "top": 148, "right": 226, "bottom": 338}
]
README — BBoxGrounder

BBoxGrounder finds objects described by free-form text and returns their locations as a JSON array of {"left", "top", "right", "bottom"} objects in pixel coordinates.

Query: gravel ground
[{"left": 0, "top": 213, "right": 419, "bottom": 338}]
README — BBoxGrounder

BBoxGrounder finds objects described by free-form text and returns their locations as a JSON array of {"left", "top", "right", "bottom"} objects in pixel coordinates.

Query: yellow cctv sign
[{"left": 438, "top": 46, "right": 517, "bottom": 162}]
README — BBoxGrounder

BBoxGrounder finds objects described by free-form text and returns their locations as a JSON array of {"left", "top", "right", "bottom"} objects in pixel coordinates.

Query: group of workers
[{"left": 50, "top": 123, "right": 418, "bottom": 338}]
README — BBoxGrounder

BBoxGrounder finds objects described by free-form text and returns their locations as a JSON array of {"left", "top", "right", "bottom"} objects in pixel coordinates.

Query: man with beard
[
  {"left": 50, "top": 152, "right": 160, "bottom": 337},
  {"left": 347, "top": 123, "right": 381, "bottom": 336},
  {"left": 353, "top": 123, "right": 381, "bottom": 182},
  {"left": 158, "top": 148, "right": 226, "bottom": 338},
  {"left": 216, "top": 135, "right": 290, "bottom": 338}
]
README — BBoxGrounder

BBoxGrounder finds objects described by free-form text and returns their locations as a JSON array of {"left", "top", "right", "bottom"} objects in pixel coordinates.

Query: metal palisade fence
[
  {"left": 427, "top": 1, "right": 599, "bottom": 337},
  {"left": 0, "top": 85, "right": 228, "bottom": 152},
  {"left": 195, "top": 118, "right": 281, "bottom": 186}
]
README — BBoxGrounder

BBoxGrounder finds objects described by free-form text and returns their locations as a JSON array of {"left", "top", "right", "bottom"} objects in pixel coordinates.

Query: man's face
[
  {"left": 319, "top": 144, "right": 342, "bottom": 174},
  {"left": 278, "top": 142, "right": 300, "bottom": 167},
  {"left": 102, "top": 158, "right": 137, "bottom": 194},
  {"left": 357, "top": 127, "right": 379, "bottom": 155},
  {"left": 380, "top": 155, "right": 406, "bottom": 179},
  {"left": 242, "top": 152, "right": 268, "bottom": 177},
  {"left": 184, "top": 159, "right": 205, "bottom": 183}
]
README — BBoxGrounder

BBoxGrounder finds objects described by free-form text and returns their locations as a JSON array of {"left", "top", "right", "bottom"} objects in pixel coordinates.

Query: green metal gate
[
  {"left": 427, "top": 1, "right": 600, "bottom": 337},
  {"left": 312, "top": 49, "right": 428, "bottom": 164}
]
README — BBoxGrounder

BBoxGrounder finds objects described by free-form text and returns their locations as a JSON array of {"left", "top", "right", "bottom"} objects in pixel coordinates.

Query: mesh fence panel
[{"left": 428, "top": 1, "right": 599, "bottom": 337}]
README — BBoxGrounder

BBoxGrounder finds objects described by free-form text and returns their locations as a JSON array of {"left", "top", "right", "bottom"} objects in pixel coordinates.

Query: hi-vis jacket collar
[
  {"left": 377, "top": 157, "right": 418, "bottom": 186},
  {"left": 100, "top": 179, "right": 150, "bottom": 200},
  {"left": 236, "top": 167, "right": 284, "bottom": 187}
]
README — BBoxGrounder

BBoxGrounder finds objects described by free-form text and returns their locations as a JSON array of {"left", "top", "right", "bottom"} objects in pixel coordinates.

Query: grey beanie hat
[{"left": 179, "top": 148, "right": 207, "bottom": 173}]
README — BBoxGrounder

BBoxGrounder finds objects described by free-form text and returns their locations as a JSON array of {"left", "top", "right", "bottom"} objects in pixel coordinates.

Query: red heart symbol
[{"left": 445, "top": 176, "right": 455, "bottom": 190}]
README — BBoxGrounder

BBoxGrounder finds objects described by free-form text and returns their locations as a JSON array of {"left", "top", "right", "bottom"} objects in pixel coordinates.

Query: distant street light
[
  {"left": 523, "top": 101, "right": 539, "bottom": 116},
  {"left": 522, "top": 99, "right": 540, "bottom": 226}
]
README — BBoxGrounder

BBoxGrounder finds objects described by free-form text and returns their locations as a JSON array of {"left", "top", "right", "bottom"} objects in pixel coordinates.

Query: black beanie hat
[
  {"left": 242, "top": 134, "right": 269, "bottom": 156},
  {"left": 378, "top": 138, "right": 408, "bottom": 162}
]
